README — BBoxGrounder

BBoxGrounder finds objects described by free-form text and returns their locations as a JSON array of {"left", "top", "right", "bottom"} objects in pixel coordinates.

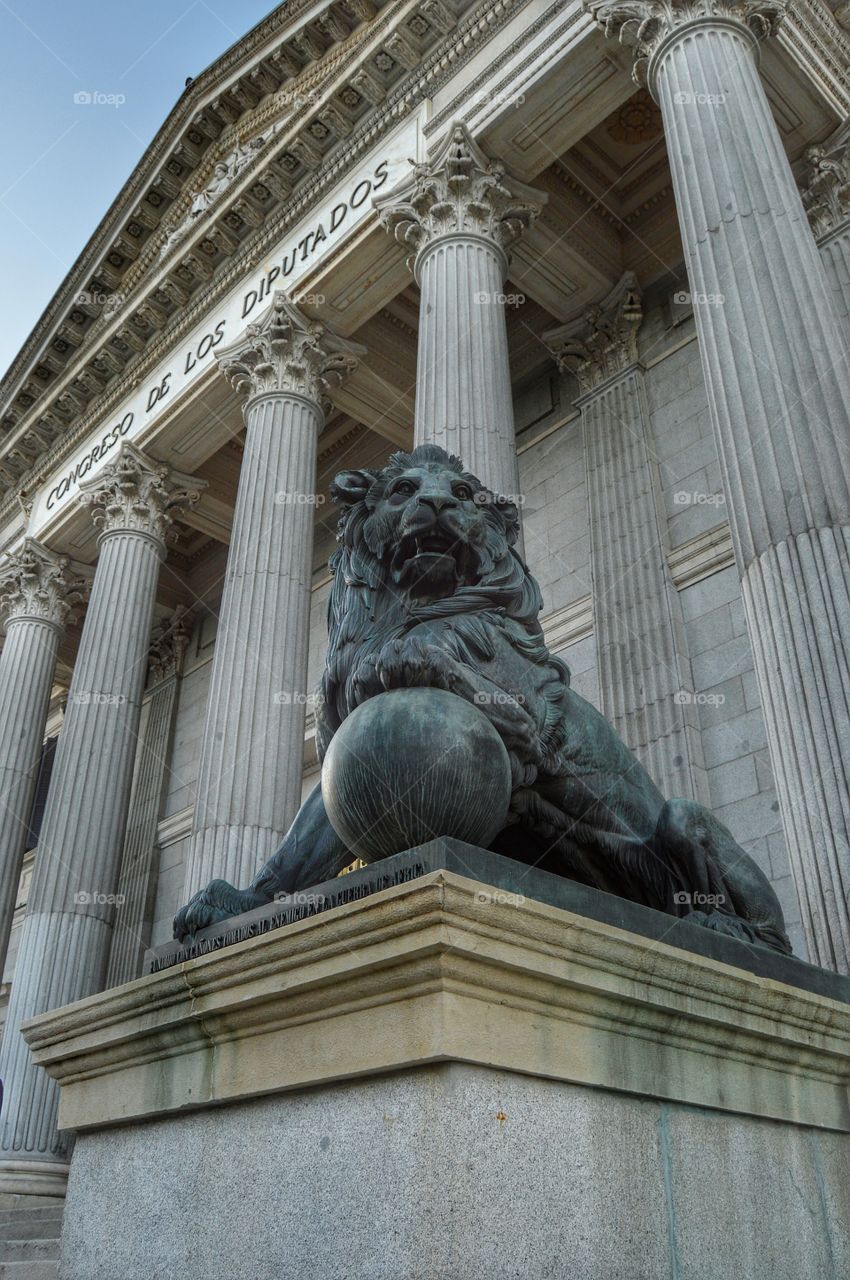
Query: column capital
[
  {"left": 78, "top": 442, "right": 204, "bottom": 551},
  {"left": 543, "top": 273, "right": 643, "bottom": 397},
  {"left": 800, "top": 138, "right": 850, "bottom": 240},
  {"left": 585, "top": 0, "right": 786, "bottom": 87},
  {"left": 147, "top": 606, "right": 193, "bottom": 685},
  {"left": 216, "top": 293, "right": 365, "bottom": 410},
  {"left": 374, "top": 122, "right": 546, "bottom": 275},
  {"left": 0, "top": 539, "right": 87, "bottom": 632}
]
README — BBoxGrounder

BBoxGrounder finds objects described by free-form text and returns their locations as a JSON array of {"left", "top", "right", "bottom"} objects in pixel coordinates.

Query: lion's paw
[
  {"left": 375, "top": 637, "right": 453, "bottom": 692},
  {"left": 173, "top": 879, "right": 254, "bottom": 942}
]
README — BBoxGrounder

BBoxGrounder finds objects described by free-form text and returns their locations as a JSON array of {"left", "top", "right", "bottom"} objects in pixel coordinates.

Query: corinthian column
[
  {"left": 0, "top": 444, "right": 201, "bottom": 1195},
  {"left": 375, "top": 122, "right": 546, "bottom": 504},
  {"left": 545, "top": 274, "right": 707, "bottom": 803},
  {"left": 589, "top": 0, "right": 850, "bottom": 971},
  {"left": 0, "top": 543, "right": 85, "bottom": 976},
  {"left": 183, "top": 294, "right": 364, "bottom": 899},
  {"left": 800, "top": 133, "right": 850, "bottom": 330}
]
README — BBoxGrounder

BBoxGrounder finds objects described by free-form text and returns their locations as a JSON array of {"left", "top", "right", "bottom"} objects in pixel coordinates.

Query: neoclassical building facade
[{"left": 0, "top": 0, "right": 848, "bottom": 1206}]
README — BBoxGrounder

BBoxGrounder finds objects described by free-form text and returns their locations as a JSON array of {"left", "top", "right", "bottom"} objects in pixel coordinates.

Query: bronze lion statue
[{"left": 174, "top": 444, "right": 790, "bottom": 954}]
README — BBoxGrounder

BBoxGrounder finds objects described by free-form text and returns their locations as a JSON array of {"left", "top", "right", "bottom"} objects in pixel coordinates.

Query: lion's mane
[{"left": 315, "top": 444, "right": 570, "bottom": 765}]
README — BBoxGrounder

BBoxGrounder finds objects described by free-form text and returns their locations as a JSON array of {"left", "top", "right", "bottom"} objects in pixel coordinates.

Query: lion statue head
[{"left": 315, "top": 444, "right": 566, "bottom": 760}]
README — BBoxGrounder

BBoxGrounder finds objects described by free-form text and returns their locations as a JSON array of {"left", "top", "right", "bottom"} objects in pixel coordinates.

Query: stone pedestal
[
  {"left": 376, "top": 123, "right": 545, "bottom": 507},
  {"left": 24, "top": 856, "right": 850, "bottom": 1279}
]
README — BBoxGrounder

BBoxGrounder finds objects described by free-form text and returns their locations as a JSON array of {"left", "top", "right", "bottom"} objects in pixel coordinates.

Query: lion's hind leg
[{"left": 654, "top": 798, "right": 792, "bottom": 955}]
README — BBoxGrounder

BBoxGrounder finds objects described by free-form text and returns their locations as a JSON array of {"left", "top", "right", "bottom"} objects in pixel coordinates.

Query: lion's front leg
[{"left": 374, "top": 637, "right": 543, "bottom": 777}]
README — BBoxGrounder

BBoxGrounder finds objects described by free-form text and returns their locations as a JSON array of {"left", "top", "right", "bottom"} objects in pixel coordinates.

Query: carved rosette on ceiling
[
  {"left": 78, "top": 441, "right": 205, "bottom": 548},
  {"left": 585, "top": 0, "right": 788, "bottom": 86},
  {"left": 374, "top": 122, "right": 547, "bottom": 269},
  {"left": 543, "top": 272, "right": 643, "bottom": 396},
  {"left": 0, "top": 539, "right": 87, "bottom": 631},
  {"left": 216, "top": 291, "right": 365, "bottom": 411},
  {"left": 801, "top": 140, "right": 850, "bottom": 239}
]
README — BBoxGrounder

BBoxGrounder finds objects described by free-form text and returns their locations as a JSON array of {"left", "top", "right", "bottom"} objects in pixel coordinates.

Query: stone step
[
  {"left": 0, "top": 1239, "right": 60, "bottom": 1263},
  {"left": 0, "top": 1209, "right": 63, "bottom": 1227},
  {"left": 0, "top": 1216, "right": 63, "bottom": 1241},
  {"left": 0, "top": 1263, "right": 58, "bottom": 1279}
]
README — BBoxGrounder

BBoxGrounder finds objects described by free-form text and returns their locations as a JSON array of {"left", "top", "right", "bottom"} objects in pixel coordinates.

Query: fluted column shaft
[
  {"left": 0, "top": 446, "right": 199, "bottom": 1193},
  {"left": 582, "top": 368, "right": 708, "bottom": 802},
  {"left": 592, "top": 5, "right": 850, "bottom": 969},
  {"left": 184, "top": 393, "right": 322, "bottom": 896},
  {"left": 414, "top": 235, "right": 520, "bottom": 502},
  {"left": 0, "top": 621, "right": 60, "bottom": 962},
  {"left": 376, "top": 123, "right": 546, "bottom": 506},
  {"left": 183, "top": 293, "right": 363, "bottom": 899},
  {"left": 0, "top": 545, "right": 83, "bottom": 987}
]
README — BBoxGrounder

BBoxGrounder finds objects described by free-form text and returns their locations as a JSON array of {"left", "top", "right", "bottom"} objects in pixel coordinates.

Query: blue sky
[{"left": 0, "top": 0, "right": 279, "bottom": 377}]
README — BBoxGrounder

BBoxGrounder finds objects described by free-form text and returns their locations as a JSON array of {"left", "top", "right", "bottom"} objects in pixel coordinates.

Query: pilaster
[
  {"left": 106, "top": 607, "right": 192, "bottom": 987},
  {"left": 545, "top": 275, "right": 707, "bottom": 802},
  {"left": 800, "top": 132, "right": 850, "bottom": 331}
]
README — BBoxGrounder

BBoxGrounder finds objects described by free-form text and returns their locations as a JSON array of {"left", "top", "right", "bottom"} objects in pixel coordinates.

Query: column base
[
  {"left": 0, "top": 1159, "right": 68, "bottom": 1198},
  {"left": 20, "top": 854, "right": 850, "bottom": 1279}
]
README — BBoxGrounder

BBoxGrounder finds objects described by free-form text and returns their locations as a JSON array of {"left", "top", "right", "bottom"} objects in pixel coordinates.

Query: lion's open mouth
[
  {"left": 391, "top": 524, "right": 479, "bottom": 596},
  {"left": 412, "top": 529, "right": 457, "bottom": 555}
]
